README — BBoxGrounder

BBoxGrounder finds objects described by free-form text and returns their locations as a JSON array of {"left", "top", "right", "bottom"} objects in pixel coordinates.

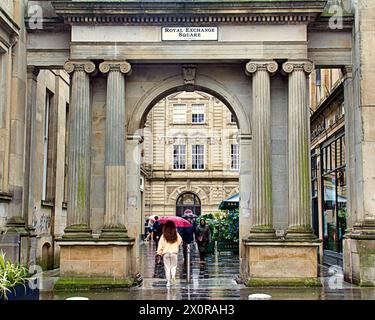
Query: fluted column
[
  {"left": 282, "top": 60, "right": 315, "bottom": 239},
  {"left": 246, "top": 61, "right": 278, "bottom": 238},
  {"left": 63, "top": 60, "right": 95, "bottom": 237},
  {"left": 99, "top": 61, "right": 132, "bottom": 238}
]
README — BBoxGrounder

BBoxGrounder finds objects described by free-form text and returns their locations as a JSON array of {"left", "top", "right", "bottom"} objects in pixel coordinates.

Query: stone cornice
[
  {"left": 0, "top": 7, "right": 20, "bottom": 36},
  {"left": 51, "top": 1, "right": 327, "bottom": 25}
]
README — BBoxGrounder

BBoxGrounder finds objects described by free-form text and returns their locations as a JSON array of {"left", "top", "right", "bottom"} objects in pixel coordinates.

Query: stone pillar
[
  {"left": 99, "top": 61, "right": 132, "bottom": 238},
  {"left": 246, "top": 61, "right": 278, "bottom": 238},
  {"left": 342, "top": 66, "right": 356, "bottom": 229},
  {"left": 282, "top": 60, "right": 315, "bottom": 239},
  {"left": 24, "top": 66, "right": 39, "bottom": 227},
  {"left": 239, "top": 133, "right": 252, "bottom": 277},
  {"left": 126, "top": 134, "right": 143, "bottom": 275},
  {"left": 63, "top": 60, "right": 96, "bottom": 237}
]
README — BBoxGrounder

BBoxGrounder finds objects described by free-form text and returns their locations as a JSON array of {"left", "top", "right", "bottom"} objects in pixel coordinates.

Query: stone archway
[
  {"left": 127, "top": 77, "right": 249, "bottom": 277},
  {"left": 127, "top": 72, "right": 251, "bottom": 136}
]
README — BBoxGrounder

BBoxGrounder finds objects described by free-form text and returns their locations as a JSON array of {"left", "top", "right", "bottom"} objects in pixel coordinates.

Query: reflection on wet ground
[{"left": 41, "top": 242, "right": 375, "bottom": 300}]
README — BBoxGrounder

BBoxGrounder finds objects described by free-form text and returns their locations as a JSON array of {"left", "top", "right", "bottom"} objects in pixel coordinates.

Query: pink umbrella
[{"left": 158, "top": 216, "right": 192, "bottom": 228}]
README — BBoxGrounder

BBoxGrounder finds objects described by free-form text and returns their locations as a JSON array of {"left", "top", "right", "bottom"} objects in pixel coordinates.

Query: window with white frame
[
  {"left": 231, "top": 144, "right": 239, "bottom": 170},
  {"left": 173, "top": 145, "right": 186, "bottom": 170},
  {"left": 42, "top": 91, "right": 53, "bottom": 201},
  {"left": 173, "top": 104, "right": 187, "bottom": 124},
  {"left": 192, "top": 104, "right": 205, "bottom": 123},
  {"left": 192, "top": 145, "right": 204, "bottom": 170}
]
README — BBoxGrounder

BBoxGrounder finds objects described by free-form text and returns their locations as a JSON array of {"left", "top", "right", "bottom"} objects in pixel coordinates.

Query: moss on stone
[
  {"left": 246, "top": 277, "right": 322, "bottom": 287},
  {"left": 54, "top": 277, "right": 134, "bottom": 291}
]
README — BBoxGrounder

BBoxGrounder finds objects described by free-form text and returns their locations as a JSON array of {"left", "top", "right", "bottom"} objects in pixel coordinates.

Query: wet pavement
[{"left": 40, "top": 242, "right": 375, "bottom": 300}]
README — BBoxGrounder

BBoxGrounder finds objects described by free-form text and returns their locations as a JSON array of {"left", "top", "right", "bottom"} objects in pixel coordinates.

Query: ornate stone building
[
  {"left": 0, "top": 1, "right": 70, "bottom": 269},
  {"left": 141, "top": 91, "right": 240, "bottom": 219}
]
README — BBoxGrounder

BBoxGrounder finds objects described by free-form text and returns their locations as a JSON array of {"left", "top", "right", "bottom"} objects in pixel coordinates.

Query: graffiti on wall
[{"left": 32, "top": 207, "right": 51, "bottom": 234}]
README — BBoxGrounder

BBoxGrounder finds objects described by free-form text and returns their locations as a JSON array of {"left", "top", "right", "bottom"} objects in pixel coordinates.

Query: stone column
[
  {"left": 24, "top": 66, "right": 39, "bottom": 227},
  {"left": 342, "top": 66, "right": 356, "bottom": 229},
  {"left": 246, "top": 61, "right": 278, "bottom": 238},
  {"left": 63, "top": 60, "right": 96, "bottom": 237},
  {"left": 282, "top": 60, "right": 315, "bottom": 239},
  {"left": 99, "top": 61, "right": 132, "bottom": 238},
  {"left": 239, "top": 133, "right": 252, "bottom": 277}
]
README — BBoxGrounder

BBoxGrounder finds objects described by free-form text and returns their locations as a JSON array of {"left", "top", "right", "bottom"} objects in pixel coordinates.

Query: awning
[{"left": 218, "top": 193, "right": 239, "bottom": 210}]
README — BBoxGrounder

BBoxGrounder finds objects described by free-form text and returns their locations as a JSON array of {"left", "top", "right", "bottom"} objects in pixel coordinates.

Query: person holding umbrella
[
  {"left": 195, "top": 218, "right": 211, "bottom": 265},
  {"left": 156, "top": 220, "right": 182, "bottom": 287}
]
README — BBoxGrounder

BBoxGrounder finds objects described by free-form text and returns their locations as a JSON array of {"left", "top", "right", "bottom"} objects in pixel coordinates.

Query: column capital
[
  {"left": 342, "top": 65, "right": 353, "bottom": 78},
  {"left": 245, "top": 60, "right": 278, "bottom": 75},
  {"left": 282, "top": 60, "right": 314, "bottom": 75},
  {"left": 27, "top": 66, "right": 40, "bottom": 80},
  {"left": 99, "top": 61, "right": 132, "bottom": 75},
  {"left": 64, "top": 60, "right": 96, "bottom": 74}
]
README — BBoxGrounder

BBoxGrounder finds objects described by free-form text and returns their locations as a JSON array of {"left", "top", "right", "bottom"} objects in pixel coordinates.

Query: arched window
[{"left": 176, "top": 192, "right": 201, "bottom": 217}]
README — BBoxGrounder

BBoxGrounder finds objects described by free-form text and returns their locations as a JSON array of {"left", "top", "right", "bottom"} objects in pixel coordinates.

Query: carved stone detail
[
  {"left": 64, "top": 60, "right": 96, "bottom": 74},
  {"left": 282, "top": 61, "right": 314, "bottom": 75},
  {"left": 99, "top": 61, "right": 132, "bottom": 75},
  {"left": 246, "top": 60, "right": 278, "bottom": 75},
  {"left": 182, "top": 64, "right": 197, "bottom": 86}
]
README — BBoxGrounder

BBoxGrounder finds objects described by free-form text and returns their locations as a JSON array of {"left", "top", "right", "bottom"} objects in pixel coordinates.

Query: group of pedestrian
[{"left": 151, "top": 216, "right": 212, "bottom": 287}]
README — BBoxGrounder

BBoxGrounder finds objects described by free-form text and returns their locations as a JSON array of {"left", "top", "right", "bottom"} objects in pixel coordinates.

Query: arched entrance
[{"left": 176, "top": 192, "right": 201, "bottom": 217}]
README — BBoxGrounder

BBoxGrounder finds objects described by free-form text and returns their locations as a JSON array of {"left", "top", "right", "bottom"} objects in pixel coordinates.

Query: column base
[
  {"left": 243, "top": 239, "right": 320, "bottom": 285},
  {"left": 248, "top": 227, "right": 276, "bottom": 240},
  {"left": 100, "top": 227, "right": 129, "bottom": 240},
  {"left": 285, "top": 228, "right": 317, "bottom": 240},
  {"left": 344, "top": 223, "right": 375, "bottom": 286},
  {"left": 56, "top": 239, "right": 135, "bottom": 279},
  {"left": 63, "top": 225, "right": 92, "bottom": 239}
]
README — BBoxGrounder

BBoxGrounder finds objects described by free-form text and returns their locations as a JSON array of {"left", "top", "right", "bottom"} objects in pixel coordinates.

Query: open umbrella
[
  {"left": 182, "top": 212, "right": 197, "bottom": 219},
  {"left": 158, "top": 216, "right": 192, "bottom": 228}
]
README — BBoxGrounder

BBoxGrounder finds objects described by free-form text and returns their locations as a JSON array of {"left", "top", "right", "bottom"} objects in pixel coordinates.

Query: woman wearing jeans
[{"left": 157, "top": 221, "right": 182, "bottom": 287}]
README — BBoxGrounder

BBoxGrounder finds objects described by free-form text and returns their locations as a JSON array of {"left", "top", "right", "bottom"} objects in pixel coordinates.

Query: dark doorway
[{"left": 176, "top": 192, "right": 201, "bottom": 217}]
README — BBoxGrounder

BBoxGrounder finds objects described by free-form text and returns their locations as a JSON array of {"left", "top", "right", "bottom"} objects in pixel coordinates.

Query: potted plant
[{"left": 0, "top": 251, "right": 39, "bottom": 300}]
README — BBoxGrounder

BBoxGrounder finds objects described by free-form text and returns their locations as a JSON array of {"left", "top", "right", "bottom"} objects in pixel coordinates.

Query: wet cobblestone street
[{"left": 41, "top": 242, "right": 375, "bottom": 300}]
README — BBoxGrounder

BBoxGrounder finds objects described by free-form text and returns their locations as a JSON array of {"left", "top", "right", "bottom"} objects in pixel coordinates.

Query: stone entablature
[{"left": 52, "top": 0, "right": 327, "bottom": 25}]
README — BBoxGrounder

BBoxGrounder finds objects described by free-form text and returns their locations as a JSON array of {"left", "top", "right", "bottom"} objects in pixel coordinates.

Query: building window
[
  {"left": 42, "top": 91, "right": 53, "bottom": 201},
  {"left": 192, "top": 145, "right": 204, "bottom": 170},
  {"left": 173, "top": 104, "right": 187, "bottom": 124},
  {"left": 321, "top": 132, "right": 347, "bottom": 253},
  {"left": 231, "top": 144, "right": 239, "bottom": 170},
  {"left": 173, "top": 145, "right": 186, "bottom": 170},
  {"left": 192, "top": 104, "right": 205, "bottom": 123},
  {"left": 230, "top": 113, "right": 236, "bottom": 123}
]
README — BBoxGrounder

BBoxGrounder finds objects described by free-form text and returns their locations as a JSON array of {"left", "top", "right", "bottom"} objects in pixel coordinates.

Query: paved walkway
[{"left": 40, "top": 242, "right": 375, "bottom": 300}]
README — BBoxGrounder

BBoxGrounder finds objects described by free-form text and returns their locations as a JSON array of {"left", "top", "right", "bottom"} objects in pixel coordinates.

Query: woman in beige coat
[{"left": 157, "top": 221, "right": 182, "bottom": 287}]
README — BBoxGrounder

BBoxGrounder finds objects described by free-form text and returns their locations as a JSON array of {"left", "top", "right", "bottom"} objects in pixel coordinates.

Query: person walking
[
  {"left": 145, "top": 218, "right": 154, "bottom": 241},
  {"left": 152, "top": 216, "right": 162, "bottom": 245},
  {"left": 195, "top": 219, "right": 211, "bottom": 265},
  {"left": 156, "top": 220, "right": 182, "bottom": 287},
  {"left": 180, "top": 217, "right": 194, "bottom": 264}
]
